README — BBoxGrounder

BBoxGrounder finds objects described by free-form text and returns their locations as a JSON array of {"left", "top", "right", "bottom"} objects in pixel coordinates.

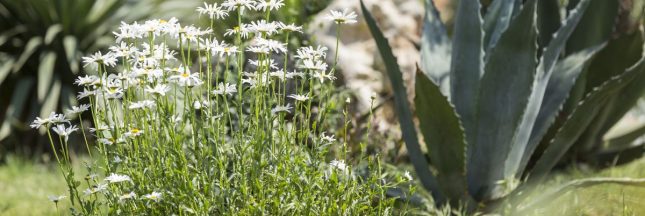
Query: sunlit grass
[
  {"left": 0, "top": 156, "right": 88, "bottom": 216},
  {"left": 520, "top": 158, "right": 645, "bottom": 216}
]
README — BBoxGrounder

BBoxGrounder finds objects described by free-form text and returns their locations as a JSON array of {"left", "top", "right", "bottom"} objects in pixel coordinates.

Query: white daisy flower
[
  {"left": 129, "top": 100, "right": 156, "bottom": 110},
  {"left": 224, "top": 25, "right": 252, "bottom": 39},
  {"left": 30, "top": 112, "right": 70, "bottom": 129},
  {"left": 123, "top": 128, "right": 144, "bottom": 138},
  {"left": 77, "top": 89, "right": 96, "bottom": 100},
  {"left": 83, "top": 183, "right": 108, "bottom": 196},
  {"left": 254, "top": 38, "right": 287, "bottom": 53},
  {"left": 313, "top": 71, "right": 336, "bottom": 83},
  {"left": 196, "top": 2, "right": 229, "bottom": 20},
  {"left": 246, "top": 45, "right": 270, "bottom": 54},
  {"left": 143, "top": 191, "right": 163, "bottom": 202},
  {"left": 324, "top": 9, "right": 358, "bottom": 25},
  {"left": 271, "top": 104, "right": 292, "bottom": 114},
  {"left": 51, "top": 124, "right": 79, "bottom": 142},
  {"left": 279, "top": 23, "right": 303, "bottom": 33},
  {"left": 248, "top": 59, "right": 278, "bottom": 70},
  {"left": 288, "top": 94, "right": 310, "bottom": 102},
  {"left": 48, "top": 195, "right": 66, "bottom": 203},
  {"left": 330, "top": 159, "right": 348, "bottom": 172},
  {"left": 169, "top": 69, "right": 203, "bottom": 87},
  {"left": 320, "top": 132, "right": 336, "bottom": 143},
  {"left": 119, "top": 192, "right": 137, "bottom": 202},
  {"left": 247, "top": 20, "right": 280, "bottom": 35},
  {"left": 105, "top": 173, "right": 132, "bottom": 183},
  {"left": 89, "top": 125, "right": 109, "bottom": 133},
  {"left": 404, "top": 171, "right": 413, "bottom": 181},
  {"left": 295, "top": 45, "right": 328, "bottom": 60},
  {"left": 300, "top": 59, "right": 328, "bottom": 71},
  {"left": 82, "top": 51, "right": 117, "bottom": 70},
  {"left": 109, "top": 42, "right": 138, "bottom": 58},
  {"left": 145, "top": 84, "right": 171, "bottom": 96},
  {"left": 222, "top": 0, "right": 256, "bottom": 11},
  {"left": 66, "top": 104, "right": 91, "bottom": 116},
  {"left": 213, "top": 82, "right": 237, "bottom": 96},
  {"left": 113, "top": 156, "right": 123, "bottom": 163},
  {"left": 254, "top": 0, "right": 284, "bottom": 11},
  {"left": 74, "top": 75, "right": 100, "bottom": 87}
]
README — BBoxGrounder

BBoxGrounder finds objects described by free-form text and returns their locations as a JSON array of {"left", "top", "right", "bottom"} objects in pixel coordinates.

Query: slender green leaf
[
  {"left": 604, "top": 122, "right": 645, "bottom": 152},
  {"left": 420, "top": 0, "right": 451, "bottom": 96},
  {"left": 0, "top": 78, "right": 34, "bottom": 140},
  {"left": 40, "top": 75, "right": 62, "bottom": 121},
  {"left": 63, "top": 36, "right": 80, "bottom": 74},
  {"left": 468, "top": 0, "right": 537, "bottom": 200},
  {"left": 0, "top": 57, "right": 14, "bottom": 86},
  {"left": 44, "top": 24, "right": 63, "bottom": 45},
  {"left": 530, "top": 57, "right": 645, "bottom": 183},
  {"left": 0, "top": 25, "right": 26, "bottom": 47},
  {"left": 12, "top": 37, "right": 42, "bottom": 73},
  {"left": 38, "top": 52, "right": 57, "bottom": 102},
  {"left": 415, "top": 69, "right": 469, "bottom": 202},
  {"left": 360, "top": 0, "right": 444, "bottom": 202}
]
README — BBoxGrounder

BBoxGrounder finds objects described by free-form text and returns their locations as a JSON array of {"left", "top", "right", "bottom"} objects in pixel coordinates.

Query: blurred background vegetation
[{"left": 0, "top": 0, "right": 331, "bottom": 160}]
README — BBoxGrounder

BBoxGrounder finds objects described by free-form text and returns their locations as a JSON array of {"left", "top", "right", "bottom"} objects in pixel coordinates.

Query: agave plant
[{"left": 361, "top": 0, "right": 645, "bottom": 211}]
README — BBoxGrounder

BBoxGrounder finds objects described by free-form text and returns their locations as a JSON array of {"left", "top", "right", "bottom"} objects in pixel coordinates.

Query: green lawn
[
  {"left": 0, "top": 156, "right": 82, "bottom": 216},
  {"left": 521, "top": 158, "right": 645, "bottom": 216},
  {"left": 2, "top": 156, "right": 645, "bottom": 215}
]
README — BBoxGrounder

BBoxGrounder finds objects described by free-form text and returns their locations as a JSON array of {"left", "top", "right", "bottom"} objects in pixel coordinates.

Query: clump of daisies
[{"left": 35, "top": 1, "right": 415, "bottom": 215}]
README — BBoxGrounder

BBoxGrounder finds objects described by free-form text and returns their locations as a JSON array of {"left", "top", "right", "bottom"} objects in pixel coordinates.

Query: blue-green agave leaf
[
  {"left": 360, "top": 0, "right": 444, "bottom": 201},
  {"left": 420, "top": 0, "right": 451, "bottom": 96},
  {"left": 537, "top": 0, "right": 562, "bottom": 47},
  {"left": 415, "top": 69, "right": 469, "bottom": 202},
  {"left": 450, "top": 0, "right": 484, "bottom": 166},
  {"left": 505, "top": 0, "right": 592, "bottom": 177},
  {"left": 468, "top": 0, "right": 537, "bottom": 200},
  {"left": 565, "top": 0, "right": 618, "bottom": 54},
  {"left": 529, "top": 57, "right": 645, "bottom": 183},
  {"left": 483, "top": 0, "right": 516, "bottom": 53},
  {"left": 519, "top": 44, "right": 604, "bottom": 175}
]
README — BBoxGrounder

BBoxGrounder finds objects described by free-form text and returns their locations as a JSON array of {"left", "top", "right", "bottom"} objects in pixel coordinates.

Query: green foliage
[
  {"left": 362, "top": 0, "right": 645, "bottom": 211},
  {"left": 0, "top": 0, "right": 133, "bottom": 150}
]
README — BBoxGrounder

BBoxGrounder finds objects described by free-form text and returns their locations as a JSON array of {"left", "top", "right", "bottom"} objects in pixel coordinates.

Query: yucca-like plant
[
  {"left": 0, "top": 0, "right": 329, "bottom": 154},
  {"left": 362, "top": 0, "right": 645, "bottom": 211},
  {"left": 0, "top": 0, "right": 199, "bottom": 154}
]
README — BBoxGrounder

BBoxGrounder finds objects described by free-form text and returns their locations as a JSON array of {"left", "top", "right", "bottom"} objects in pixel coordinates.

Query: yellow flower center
[
  {"left": 181, "top": 73, "right": 190, "bottom": 78},
  {"left": 131, "top": 128, "right": 140, "bottom": 134}
]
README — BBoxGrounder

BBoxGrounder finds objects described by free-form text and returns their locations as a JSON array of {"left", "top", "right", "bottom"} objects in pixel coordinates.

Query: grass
[
  {"left": 519, "top": 157, "right": 645, "bottom": 215},
  {"left": 0, "top": 156, "right": 85, "bottom": 216}
]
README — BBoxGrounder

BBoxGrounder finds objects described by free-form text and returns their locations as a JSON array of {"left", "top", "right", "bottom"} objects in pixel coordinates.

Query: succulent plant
[{"left": 362, "top": 0, "right": 645, "bottom": 211}]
